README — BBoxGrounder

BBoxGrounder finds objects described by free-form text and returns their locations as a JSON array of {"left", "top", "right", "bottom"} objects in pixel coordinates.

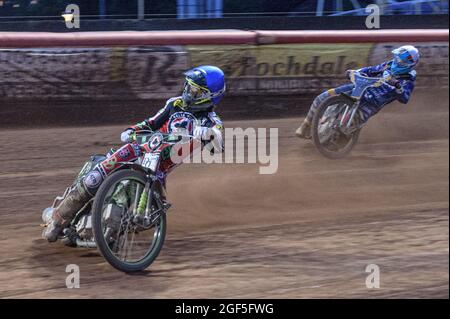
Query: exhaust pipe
[{"left": 76, "top": 239, "right": 97, "bottom": 248}]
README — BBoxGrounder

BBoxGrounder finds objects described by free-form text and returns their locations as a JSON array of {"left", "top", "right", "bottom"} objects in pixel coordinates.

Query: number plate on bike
[{"left": 141, "top": 152, "right": 159, "bottom": 171}]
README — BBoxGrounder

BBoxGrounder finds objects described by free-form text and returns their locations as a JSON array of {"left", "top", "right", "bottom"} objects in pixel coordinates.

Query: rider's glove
[
  {"left": 394, "top": 81, "right": 403, "bottom": 93},
  {"left": 120, "top": 129, "right": 135, "bottom": 143},
  {"left": 193, "top": 126, "right": 211, "bottom": 141},
  {"left": 383, "top": 70, "right": 401, "bottom": 87},
  {"left": 395, "top": 84, "right": 404, "bottom": 95},
  {"left": 383, "top": 70, "right": 404, "bottom": 93}
]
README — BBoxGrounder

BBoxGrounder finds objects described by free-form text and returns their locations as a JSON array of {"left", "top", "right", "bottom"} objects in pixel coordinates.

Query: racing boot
[
  {"left": 295, "top": 120, "right": 312, "bottom": 139},
  {"left": 44, "top": 183, "right": 92, "bottom": 242}
]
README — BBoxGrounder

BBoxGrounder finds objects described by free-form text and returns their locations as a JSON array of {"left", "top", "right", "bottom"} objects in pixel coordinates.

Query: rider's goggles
[
  {"left": 393, "top": 49, "right": 414, "bottom": 67},
  {"left": 183, "top": 79, "right": 211, "bottom": 104}
]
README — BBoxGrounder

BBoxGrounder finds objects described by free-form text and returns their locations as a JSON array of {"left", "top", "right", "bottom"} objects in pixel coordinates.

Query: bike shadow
[
  {"left": 27, "top": 237, "right": 161, "bottom": 278},
  {"left": 27, "top": 238, "right": 103, "bottom": 269}
]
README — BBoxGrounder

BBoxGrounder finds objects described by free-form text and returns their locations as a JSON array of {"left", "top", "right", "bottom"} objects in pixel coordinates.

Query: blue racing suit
[{"left": 304, "top": 61, "right": 416, "bottom": 124}]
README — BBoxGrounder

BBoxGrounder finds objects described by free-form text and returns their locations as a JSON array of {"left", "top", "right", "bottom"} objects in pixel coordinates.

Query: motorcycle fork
[
  {"left": 339, "top": 105, "right": 350, "bottom": 127},
  {"left": 146, "top": 177, "right": 167, "bottom": 214},
  {"left": 339, "top": 103, "right": 360, "bottom": 133},
  {"left": 140, "top": 177, "right": 168, "bottom": 226},
  {"left": 346, "top": 105, "right": 359, "bottom": 129},
  {"left": 138, "top": 177, "right": 165, "bottom": 214},
  {"left": 133, "top": 179, "right": 152, "bottom": 216}
]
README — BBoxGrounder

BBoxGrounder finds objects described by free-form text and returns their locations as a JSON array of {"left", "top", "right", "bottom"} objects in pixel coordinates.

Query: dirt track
[{"left": 0, "top": 89, "right": 448, "bottom": 298}]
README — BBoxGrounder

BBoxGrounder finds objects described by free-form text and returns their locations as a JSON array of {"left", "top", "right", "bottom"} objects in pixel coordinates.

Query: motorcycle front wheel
[
  {"left": 92, "top": 169, "right": 166, "bottom": 273},
  {"left": 311, "top": 95, "right": 361, "bottom": 159}
]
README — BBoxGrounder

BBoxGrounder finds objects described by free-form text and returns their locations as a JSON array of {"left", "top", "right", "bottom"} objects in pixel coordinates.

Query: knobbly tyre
[
  {"left": 41, "top": 131, "right": 189, "bottom": 272},
  {"left": 311, "top": 70, "right": 398, "bottom": 159}
]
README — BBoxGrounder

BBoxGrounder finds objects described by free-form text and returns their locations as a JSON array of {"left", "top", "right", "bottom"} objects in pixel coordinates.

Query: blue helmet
[
  {"left": 182, "top": 65, "right": 226, "bottom": 112},
  {"left": 391, "top": 45, "right": 420, "bottom": 75}
]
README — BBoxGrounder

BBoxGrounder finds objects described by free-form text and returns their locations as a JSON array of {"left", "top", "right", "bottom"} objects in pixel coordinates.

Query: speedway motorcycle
[
  {"left": 42, "top": 130, "right": 190, "bottom": 272},
  {"left": 311, "top": 71, "right": 393, "bottom": 159}
]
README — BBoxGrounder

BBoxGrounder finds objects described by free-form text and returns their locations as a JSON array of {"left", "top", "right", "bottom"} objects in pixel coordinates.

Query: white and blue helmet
[{"left": 391, "top": 45, "right": 420, "bottom": 75}]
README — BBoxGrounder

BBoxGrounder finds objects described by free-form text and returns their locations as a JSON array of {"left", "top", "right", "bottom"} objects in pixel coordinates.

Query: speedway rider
[
  {"left": 296, "top": 45, "right": 420, "bottom": 139},
  {"left": 44, "top": 65, "right": 226, "bottom": 242}
]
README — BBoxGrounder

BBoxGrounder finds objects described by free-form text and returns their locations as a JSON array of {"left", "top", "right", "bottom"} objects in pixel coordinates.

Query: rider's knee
[{"left": 82, "top": 165, "right": 104, "bottom": 196}]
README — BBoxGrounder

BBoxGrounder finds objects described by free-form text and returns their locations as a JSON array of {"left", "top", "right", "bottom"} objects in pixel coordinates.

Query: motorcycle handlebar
[{"left": 349, "top": 70, "right": 395, "bottom": 88}]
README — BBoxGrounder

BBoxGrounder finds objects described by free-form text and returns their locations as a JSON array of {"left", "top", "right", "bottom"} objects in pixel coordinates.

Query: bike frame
[
  {"left": 338, "top": 71, "right": 389, "bottom": 130},
  {"left": 122, "top": 130, "right": 193, "bottom": 221}
]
